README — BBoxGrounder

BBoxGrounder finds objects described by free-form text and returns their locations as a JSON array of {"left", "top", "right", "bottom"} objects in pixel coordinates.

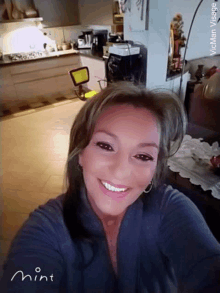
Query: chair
[{"left": 69, "top": 66, "right": 107, "bottom": 101}]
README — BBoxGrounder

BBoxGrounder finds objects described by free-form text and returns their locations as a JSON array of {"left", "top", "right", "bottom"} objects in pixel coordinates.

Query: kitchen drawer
[
  {"left": 14, "top": 73, "right": 78, "bottom": 101},
  {"left": 55, "top": 74, "right": 78, "bottom": 95},
  {"left": 0, "top": 67, "right": 14, "bottom": 87},
  {"left": 12, "top": 64, "right": 80, "bottom": 84},
  {"left": 0, "top": 85, "right": 18, "bottom": 104},
  {"left": 14, "top": 77, "right": 60, "bottom": 101},
  {"left": 9, "top": 55, "right": 80, "bottom": 75}
]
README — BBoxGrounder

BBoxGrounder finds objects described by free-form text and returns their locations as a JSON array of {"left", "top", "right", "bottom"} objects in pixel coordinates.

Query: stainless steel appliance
[
  {"left": 105, "top": 42, "right": 147, "bottom": 86},
  {"left": 102, "top": 33, "right": 124, "bottom": 58},
  {"left": 77, "top": 30, "right": 93, "bottom": 49}
]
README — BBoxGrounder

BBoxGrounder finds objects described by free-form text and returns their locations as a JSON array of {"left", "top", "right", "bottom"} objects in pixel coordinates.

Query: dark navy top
[{"left": 1, "top": 184, "right": 220, "bottom": 292}]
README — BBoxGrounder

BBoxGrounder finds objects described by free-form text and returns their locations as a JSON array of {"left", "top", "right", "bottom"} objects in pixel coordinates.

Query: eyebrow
[{"left": 94, "top": 130, "right": 159, "bottom": 149}]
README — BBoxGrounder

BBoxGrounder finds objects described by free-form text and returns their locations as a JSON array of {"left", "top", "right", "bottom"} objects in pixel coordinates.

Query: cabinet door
[
  {"left": 79, "top": 0, "right": 113, "bottom": 25},
  {"left": 10, "top": 55, "right": 80, "bottom": 75},
  {"left": 0, "top": 67, "right": 18, "bottom": 105},
  {"left": 34, "top": 0, "right": 80, "bottom": 27},
  {"left": 80, "top": 56, "right": 106, "bottom": 92},
  {"left": 11, "top": 56, "right": 80, "bottom": 83},
  {"left": 12, "top": 55, "right": 80, "bottom": 101}
]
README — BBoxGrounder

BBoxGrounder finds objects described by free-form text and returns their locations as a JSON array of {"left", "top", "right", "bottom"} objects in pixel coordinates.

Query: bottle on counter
[{"left": 0, "top": 47, "right": 3, "bottom": 60}]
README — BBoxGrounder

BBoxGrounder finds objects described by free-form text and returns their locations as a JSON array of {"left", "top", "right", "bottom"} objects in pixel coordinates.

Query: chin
[{"left": 97, "top": 198, "right": 127, "bottom": 216}]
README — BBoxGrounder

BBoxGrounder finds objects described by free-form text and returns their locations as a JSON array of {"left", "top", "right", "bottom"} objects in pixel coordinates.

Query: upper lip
[{"left": 100, "top": 179, "right": 130, "bottom": 189}]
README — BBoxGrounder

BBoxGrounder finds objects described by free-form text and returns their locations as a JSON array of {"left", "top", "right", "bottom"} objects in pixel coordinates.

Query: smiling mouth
[{"left": 99, "top": 179, "right": 130, "bottom": 192}]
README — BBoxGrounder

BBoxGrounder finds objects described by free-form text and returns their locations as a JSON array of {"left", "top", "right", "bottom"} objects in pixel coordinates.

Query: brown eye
[
  {"left": 96, "top": 142, "right": 114, "bottom": 151},
  {"left": 135, "top": 154, "right": 154, "bottom": 162}
]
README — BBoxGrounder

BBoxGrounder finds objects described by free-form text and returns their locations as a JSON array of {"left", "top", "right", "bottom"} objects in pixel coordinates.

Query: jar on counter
[
  {"left": 0, "top": 48, "right": 3, "bottom": 60},
  {"left": 61, "top": 43, "right": 71, "bottom": 50}
]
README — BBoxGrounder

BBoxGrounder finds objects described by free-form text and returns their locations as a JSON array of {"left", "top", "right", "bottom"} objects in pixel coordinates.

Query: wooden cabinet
[
  {"left": 80, "top": 55, "right": 106, "bottom": 92},
  {"left": 0, "top": 54, "right": 80, "bottom": 106},
  {"left": 34, "top": 0, "right": 80, "bottom": 27},
  {"left": 0, "top": 54, "right": 107, "bottom": 108},
  {"left": 0, "top": 67, "right": 18, "bottom": 105},
  {"left": 79, "top": 0, "right": 113, "bottom": 25}
]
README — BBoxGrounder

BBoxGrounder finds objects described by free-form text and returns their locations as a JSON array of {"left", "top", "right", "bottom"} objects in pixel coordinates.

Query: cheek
[
  {"left": 134, "top": 157, "right": 158, "bottom": 185},
  {"left": 80, "top": 148, "right": 106, "bottom": 171},
  {"left": 134, "top": 166, "right": 156, "bottom": 188}
]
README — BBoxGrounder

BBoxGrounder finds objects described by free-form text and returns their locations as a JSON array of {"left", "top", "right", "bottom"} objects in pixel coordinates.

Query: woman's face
[{"left": 79, "top": 104, "right": 160, "bottom": 218}]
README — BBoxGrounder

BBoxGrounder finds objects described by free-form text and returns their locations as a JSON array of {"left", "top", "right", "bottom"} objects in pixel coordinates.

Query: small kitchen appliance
[
  {"left": 108, "top": 43, "right": 140, "bottom": 56},
  {"left": 91, "top": 30, "right": 108, "bottom": 54},
  {"left": 77, "top": 30, "right": 93, "bottom": 49},
  {"left": 105, "top": 42, "right": 147, "bottom": 86}
]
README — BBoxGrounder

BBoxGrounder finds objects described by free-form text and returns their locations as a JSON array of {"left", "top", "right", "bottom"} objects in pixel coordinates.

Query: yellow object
[
  {"left": 71, "top": 68, "right": 89, "bottom": 85},
  {"left": 69, "top": 66, "right": 106, "bottom": 101},
  {"left": 85, "top": 91, "right": 98, "bottom": 99}
]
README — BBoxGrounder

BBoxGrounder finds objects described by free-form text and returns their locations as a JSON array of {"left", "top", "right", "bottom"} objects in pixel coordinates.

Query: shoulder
[
  {"left": 142, "top": 183, "right": 188, "bottom": 211},
  {"left": 30, "top": 194, "right": 65, "bottom": 220},
  {"left": 25, "top": 194, "right": 66, "bottom": 229},
  {"left": 9, "top": 194, "right": 70, "bottom": 253},
  {"left": 141, "top": 183, "right": 207, "bottom": 231},
  {"left": 1, "top": 195, "right": 72, "bottom": 292}
]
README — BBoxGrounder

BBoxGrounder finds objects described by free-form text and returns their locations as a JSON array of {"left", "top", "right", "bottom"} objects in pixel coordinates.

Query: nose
[{"left": 110, "top": 153, "right": 132, "bottom": 181}]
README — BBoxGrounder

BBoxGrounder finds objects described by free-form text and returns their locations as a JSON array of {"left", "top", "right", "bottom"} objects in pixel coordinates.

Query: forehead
[{"left": 94, "top": 104, "right": 160, "bottom": 141}]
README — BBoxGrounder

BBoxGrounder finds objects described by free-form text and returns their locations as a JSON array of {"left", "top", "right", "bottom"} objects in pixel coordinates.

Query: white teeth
[{"left": 101, "top": 181, "right": 128, "bottom": 192}]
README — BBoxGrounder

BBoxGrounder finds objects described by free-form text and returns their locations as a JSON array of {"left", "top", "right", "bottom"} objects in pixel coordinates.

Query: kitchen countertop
[{"left": 0, "top": 48, "right": 104, "bottom": 66}]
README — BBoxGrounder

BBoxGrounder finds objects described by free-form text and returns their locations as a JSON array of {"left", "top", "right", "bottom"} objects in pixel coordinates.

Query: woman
[{"left": 1, "top": 82, "right": 220, "bottom": 292}]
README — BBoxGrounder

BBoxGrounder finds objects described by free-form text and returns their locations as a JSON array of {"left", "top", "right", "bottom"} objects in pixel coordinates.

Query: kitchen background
[
  {"left": 1, "top": 0, "right": 220, "bottom": 281},
  {"left": 0, "top": 22, "right": 112, "bottom": 54},
  {"left": 0, "top": 0, "right": 126, "bottom": 118},
  {"left": 0, "top": 0, "right": 220, "bottom": 117},
  {"left": 0, "top": 0, "right": 122, "bottom": 54}
]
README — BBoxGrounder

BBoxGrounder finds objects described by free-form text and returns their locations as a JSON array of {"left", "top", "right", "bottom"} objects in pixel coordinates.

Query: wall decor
[
  {"left": 167, "top": 13, "right": 186, "bottom": 76},
  {"left": 125, "top": 0, "right": 149, "bottom": 32}
]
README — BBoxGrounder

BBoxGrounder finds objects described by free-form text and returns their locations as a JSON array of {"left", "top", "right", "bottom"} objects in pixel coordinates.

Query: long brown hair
[{"left": 63, "top": 81, "right": 187, "bottom": 244}]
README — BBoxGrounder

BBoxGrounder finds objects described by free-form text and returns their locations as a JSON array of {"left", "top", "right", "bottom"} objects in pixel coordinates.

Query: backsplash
[{"left": 0, "top": 23, "right": 111, "bottom": 54}]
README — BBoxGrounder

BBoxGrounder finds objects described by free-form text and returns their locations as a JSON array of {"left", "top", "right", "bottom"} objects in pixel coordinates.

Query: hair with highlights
[{"left": 63, "top": 81, "right": 187, "bottom": 247}]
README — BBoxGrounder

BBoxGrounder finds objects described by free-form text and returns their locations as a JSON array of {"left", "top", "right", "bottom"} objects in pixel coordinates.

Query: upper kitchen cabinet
[
  {"left": 79, "top": 0, "right": 114, "bottom": 25},
  {"left": 34, "top": 0, "right": 80, "bottom": 27}
]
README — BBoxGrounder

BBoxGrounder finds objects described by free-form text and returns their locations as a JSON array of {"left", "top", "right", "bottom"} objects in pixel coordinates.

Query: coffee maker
[
  {"left": 77, "top": 30, "right": 93, "bottom": 49},
  {"left": 105, "top": 42, "right": 147, "bottom": 86},
  {"left": 91, "top": 30, "right": 108, "bottom": 54}
]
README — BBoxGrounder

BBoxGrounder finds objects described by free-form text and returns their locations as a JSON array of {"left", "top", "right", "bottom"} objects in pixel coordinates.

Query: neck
[
  {"left": 101, "top": 210, "right": 127, "bottom": 234},
  {"left": 85, "top": 191, "right": 127, "bottom": 232}
]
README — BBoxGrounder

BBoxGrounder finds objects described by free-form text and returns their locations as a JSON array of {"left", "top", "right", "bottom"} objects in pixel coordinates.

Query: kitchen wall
[
  {"left": 124, "top": 0, "right": 220, "bottom": 95},
  {"left": 124, "top": 0, "right": 171, "bottom": 89},
  {"left": 0, "top": 22, "right": 111, "bottom": 54},
  {"left": 0, "top": 22, "right": 48, "bottom": 54}
]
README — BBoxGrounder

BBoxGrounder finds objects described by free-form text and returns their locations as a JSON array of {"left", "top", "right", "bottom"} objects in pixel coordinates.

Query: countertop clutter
[{"left": 0, "top": 48, "right": 104, "bottom": 66}]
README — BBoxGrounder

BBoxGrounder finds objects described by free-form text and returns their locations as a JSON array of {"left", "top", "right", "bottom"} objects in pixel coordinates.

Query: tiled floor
[
  {"left": 0, "top": 92, "right": 77, "bottom": 120},
  {"left": 0, "top": 98, "right": 85, "bottom": 279}
]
